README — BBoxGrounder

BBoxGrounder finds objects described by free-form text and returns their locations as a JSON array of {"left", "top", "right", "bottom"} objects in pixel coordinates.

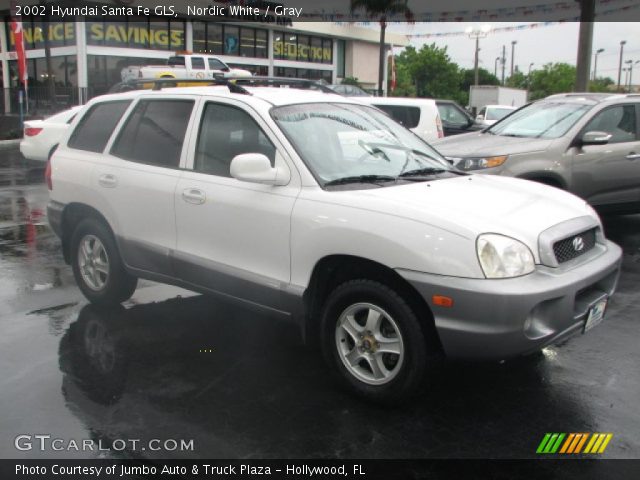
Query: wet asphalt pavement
[{"left": 0, "top": 145, "right": 639, "bottom": 461}]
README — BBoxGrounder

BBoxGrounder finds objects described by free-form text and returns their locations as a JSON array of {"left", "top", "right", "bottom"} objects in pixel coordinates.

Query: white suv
[{"left": 47, "top": 85, "right": 622, "bottom": 402}]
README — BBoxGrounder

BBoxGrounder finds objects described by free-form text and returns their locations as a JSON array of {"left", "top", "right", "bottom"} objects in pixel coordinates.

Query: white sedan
[{"left": 20, "top": 106, "right": 83, "bottom": 161}]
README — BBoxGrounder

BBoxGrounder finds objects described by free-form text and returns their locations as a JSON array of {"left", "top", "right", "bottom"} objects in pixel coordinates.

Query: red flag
[
  {"left": 10, "top": 20, "right": 28, "bottom": 86},
  {"left": 390, "top": 49, "right": 397, "bottom": 92}
]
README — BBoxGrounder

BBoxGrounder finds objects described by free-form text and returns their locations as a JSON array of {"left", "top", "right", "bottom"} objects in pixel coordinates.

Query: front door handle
[
  {"left": 182, "top": 188, "right": 206, "bottom": 205},
  {"left": 98, "top": 174, "right": 117, "bottom": 188},
  {"left": 626, "top": 152, "right": 640, "bottom": 160}
]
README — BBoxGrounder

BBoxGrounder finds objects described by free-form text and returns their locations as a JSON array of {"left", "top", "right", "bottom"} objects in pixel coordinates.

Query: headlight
[
  {"left": 457, "top": 155, "right": 508, "bottom": 171},
  {"left": 476, "top": 234, "right": 535, "bottom": 278}
]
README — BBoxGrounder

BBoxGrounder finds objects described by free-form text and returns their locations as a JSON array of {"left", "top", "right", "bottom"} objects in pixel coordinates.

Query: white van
[{"left": 355, "top": 96, "right": 444, "bottom": 143}]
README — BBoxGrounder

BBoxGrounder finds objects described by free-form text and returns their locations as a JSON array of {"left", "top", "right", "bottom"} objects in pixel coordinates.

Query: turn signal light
[
  {"left": 24, "top": 127, "right": 43, "bottom": 136},
  {"left": 432, "top": 295, "right": 454, "bottom": 308}
]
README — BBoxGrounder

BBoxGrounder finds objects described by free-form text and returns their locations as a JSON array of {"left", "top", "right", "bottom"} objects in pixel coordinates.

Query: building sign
[
  {"left": 6, "top": 21, "right": 184, "bottom": 50},
  {"left": 8, "top": 23, "right": 76, "bottom": 49},
  {"left": 88, "top": 23, "right": 184, "bottom": 49},
  {"left": 274, "top": 42, "right": 331, "bottom": 62}
]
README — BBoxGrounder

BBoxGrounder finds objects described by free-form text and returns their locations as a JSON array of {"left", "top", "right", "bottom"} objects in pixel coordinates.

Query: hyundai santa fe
[{"left": 46, "top": 85, "right": 622, "bottom": 402}]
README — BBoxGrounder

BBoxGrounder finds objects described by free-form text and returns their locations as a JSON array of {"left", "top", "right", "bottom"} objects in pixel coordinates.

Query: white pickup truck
[{"left": 121, "top": 54, "right": 252, "bottom": 82}]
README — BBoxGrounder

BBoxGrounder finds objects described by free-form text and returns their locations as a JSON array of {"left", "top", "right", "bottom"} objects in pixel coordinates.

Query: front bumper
[{"left": 397, "top": 240, "right": 622, "bottom": 360}]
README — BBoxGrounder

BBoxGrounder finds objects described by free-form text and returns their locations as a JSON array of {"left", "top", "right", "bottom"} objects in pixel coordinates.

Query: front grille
[{"left": 553, "top": 228, "right": 597, "bottom": 264}]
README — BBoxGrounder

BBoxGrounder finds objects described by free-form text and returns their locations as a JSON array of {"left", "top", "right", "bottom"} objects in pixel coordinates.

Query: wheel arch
[
  {"left": 517, "top": 172, "right": 567, "bottom": 189},
  {"left": 303, "top": 254, "right": 442, "bottom": 353},
  {"left": 60, "top": 203, "right": 119, "bottom": 264}
]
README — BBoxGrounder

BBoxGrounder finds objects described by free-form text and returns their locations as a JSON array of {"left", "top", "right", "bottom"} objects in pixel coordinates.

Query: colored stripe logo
[{"left": 537, "top": 433, "right": 613, "bottom": 454}]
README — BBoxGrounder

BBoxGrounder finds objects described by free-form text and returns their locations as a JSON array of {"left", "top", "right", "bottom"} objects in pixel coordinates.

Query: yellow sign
[
  {"left": 88, "top": 24, "right": 184, "bottom": 48},
  {"left": 9, "top": 24, "right": 75, "bottom": 47},
  {"left": 274, "top": 42, "right": 331, "bottom": 62}
]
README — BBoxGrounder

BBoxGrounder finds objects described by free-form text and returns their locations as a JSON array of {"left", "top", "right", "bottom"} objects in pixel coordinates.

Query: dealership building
[{"left": 0, "top": 0, "right": 407, "bottom": 114}]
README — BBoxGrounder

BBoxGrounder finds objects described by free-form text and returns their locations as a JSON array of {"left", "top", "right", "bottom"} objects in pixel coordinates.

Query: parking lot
[{"left": 1, "top": 145, "right": 639, "bottom": 460}]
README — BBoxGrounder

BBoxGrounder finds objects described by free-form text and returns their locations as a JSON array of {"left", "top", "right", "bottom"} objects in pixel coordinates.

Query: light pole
[
  {"left": 628, "top": 60, "right": 640, "bottom": 93},
  {"left": 618, "top": 40, "right": 627, "bottom": 91},
  {"left": 494, "top": 56, "right": 501, "bottom": 77},
  {"left": 510, "top": 40, "right": 517, "bottom": 77},
  {"left": 593, "top": 48, "right": 604, "bottom": 80},
  {"left": 466, "top": 25, "right": 491, "bottom": 87}
]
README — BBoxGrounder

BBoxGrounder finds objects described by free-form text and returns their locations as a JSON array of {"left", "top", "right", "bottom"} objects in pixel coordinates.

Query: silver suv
[{"left": 433, "top": 93, "right": 640, "bottom": 213}]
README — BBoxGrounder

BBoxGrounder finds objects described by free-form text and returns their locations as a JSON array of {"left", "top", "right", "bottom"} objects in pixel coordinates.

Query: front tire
[
  {"left": 70, "top": 218, "right": 137, "bottom": 306},
  {"left": 321, "top": 279, "right": 429, "bottom": 403}
]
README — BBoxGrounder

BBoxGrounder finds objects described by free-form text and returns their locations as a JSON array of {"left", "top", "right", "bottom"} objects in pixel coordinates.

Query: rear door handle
[
  {"left": 98, "top": 174, "right": 117, "bottom": 188},
  {"left": 182, "top": 188, "right": 206, "bottom": 205},
  {"left": 626, "top": 152, "right": 640, "bottom": 160}
]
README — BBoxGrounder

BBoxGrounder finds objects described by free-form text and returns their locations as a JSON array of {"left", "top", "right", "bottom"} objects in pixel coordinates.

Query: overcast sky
[{"left": 386, "top": 22, "right": 640, "bottom": 84}]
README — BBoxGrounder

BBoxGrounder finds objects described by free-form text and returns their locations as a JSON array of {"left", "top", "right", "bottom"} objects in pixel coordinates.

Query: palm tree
[{"left": 350, "top": 0, "right": 412, "bottom": 96}]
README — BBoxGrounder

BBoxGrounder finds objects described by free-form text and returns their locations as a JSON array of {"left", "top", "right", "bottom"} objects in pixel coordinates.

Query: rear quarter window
[
  {"left": 374, "top": 105, "right": 421, "bottom": 129},
  {"left": 67, "top": 101, "right": 131, "bottom": 153},
  {"left": 110, "top": 99, "right": 194, "bottom": 168}
]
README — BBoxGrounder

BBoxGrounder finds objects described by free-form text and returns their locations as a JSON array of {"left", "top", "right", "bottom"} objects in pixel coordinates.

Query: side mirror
[
  {"left": 581, "top": 131, "right": 612, "bottom": 145},
  {"left": 476, "top": 114, "right": 484, "bottom": 121},
  {"left": 230, "top": 153, "right": 288, "bottom": 185}
]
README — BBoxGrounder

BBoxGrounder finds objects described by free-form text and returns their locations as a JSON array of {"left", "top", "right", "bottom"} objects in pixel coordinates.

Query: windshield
[
  {"left": 271, "top": 103, "right": 453, "bottom": 186},
  {"left": 486, "top": 107, "right": 515, "bottom": 121},
  {"left": 486, "top": 101, "right": 592, "bottom": 138}
]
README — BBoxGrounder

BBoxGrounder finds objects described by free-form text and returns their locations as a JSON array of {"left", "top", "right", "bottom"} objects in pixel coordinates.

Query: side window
[
  {"left": 375, "top": 105, "right": 421, "bottom": 129},
  {"left": 111, "top": 99, "right": 194, "bottom": 168},
  {"left": 208, "top": 58, "right": 227, "bottom": 70},
  {"left": 583, "top": 105, "right": 638, "bottom": 144},
  {"left": 67, "top": 101, "right": 131, "bottom": 153},
  {"left": 194, "top": 103, "right": 276, "bottom": 177},
  {"left": 191, "top": 57, "right": 205, "bottom": 70},
  {"left": 478, "top": 107, "right": 486, "bottom": 118},
  {"left": 439, "top": 104, "right": 468, "bottom": 125}
]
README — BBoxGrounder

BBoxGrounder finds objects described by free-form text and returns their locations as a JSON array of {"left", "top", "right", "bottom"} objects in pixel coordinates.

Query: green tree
[
  {"left": 350, "top": 0, "right": 412, "bottom": 96},
  {"left": 528, "top": 63, "right": 577, "bottom": 100},
  {"left": 506, "top": 70, "right": 528, "bottom": 89},
  {"left": 589, "top": 76, "right": 614, "bottom": 92},
  {"left": 393, "top": 44, "right": 461, "bottom": 100}
]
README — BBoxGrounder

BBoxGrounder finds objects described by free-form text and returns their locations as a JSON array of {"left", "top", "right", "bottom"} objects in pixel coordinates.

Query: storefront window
[
  {"left": 223, "top": 26, "right": 239, "bottom": 55},
  {"left": 255, "top": 29, "right": 268, "bottom": 59},
  {"left": 273, "top": 32, "right": 284, "bottom": 60},
  {"left": 193, "top": 21, "right": 207, "bottom": 54},
  {"left": 275, "top": 67, "right": 331, "bottom": 82},
  {"left": 240, "top": 28, "right": 255, "bottom": 57}
]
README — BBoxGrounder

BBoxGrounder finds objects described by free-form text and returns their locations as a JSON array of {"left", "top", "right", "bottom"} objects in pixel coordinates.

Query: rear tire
[
  {"left": 70, "top": 218, "right": 137, "bottom": 306},
  {"left": 321, "top": 279, "right": 430, "bottom": 403}
]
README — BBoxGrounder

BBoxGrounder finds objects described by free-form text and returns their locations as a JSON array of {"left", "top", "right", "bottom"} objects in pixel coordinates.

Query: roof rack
[
  {"left": 231, "top": 76, "right": 335, "bottom": 93},
  {"left": 108, "top": 77, "right": 251, "bottom": 95}
]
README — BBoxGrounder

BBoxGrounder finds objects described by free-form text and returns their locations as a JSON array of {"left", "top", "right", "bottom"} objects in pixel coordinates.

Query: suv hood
[
  {"left": 330, "top": 175, "right": 595, "bottom": 261},
  {"left": 432, "top": 131, "right": 554, "bottom": 157}
]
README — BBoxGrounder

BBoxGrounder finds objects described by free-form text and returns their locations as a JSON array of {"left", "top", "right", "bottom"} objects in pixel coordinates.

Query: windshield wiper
[
  {"left": 398, "top": 167, "right": 448, "bottom": 177},
  {"left": 324, "top": 175, "right": 396, "bottom": 186}
]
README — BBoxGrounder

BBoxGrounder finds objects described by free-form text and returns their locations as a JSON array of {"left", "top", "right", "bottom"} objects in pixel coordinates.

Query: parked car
[
  {"left": 47, "top": 86, "right": 621, "bottom": 402},
  {"left": 475, "top": 104, "right": 518, "bottom": 126},
  {"left": 433, "top": 93, "right": 640, "bottom": 213},
  {"left": 435, "top": 99, "right": 484, "bottom": 136},
  {"left": 121, "top": 54, "right": 252, "bottom": 82},
  {"left": 327, "top": 84, "right": 371, "bottom": 96},
  {"left": 355, "top": 96, "right": 444, "bottom": 142},
  {"left": 20, "top": 106, "right": 83, "bottom": 161}
]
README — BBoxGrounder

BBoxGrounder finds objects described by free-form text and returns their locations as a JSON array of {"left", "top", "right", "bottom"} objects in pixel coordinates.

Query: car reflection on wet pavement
[{"left": 0, "top": 146, "right": 639, "bottom": 460}]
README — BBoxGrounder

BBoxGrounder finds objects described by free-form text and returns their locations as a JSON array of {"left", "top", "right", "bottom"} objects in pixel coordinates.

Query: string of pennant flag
[{"left": 323, "top": 0, "right": 639, "bottom": 24}]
